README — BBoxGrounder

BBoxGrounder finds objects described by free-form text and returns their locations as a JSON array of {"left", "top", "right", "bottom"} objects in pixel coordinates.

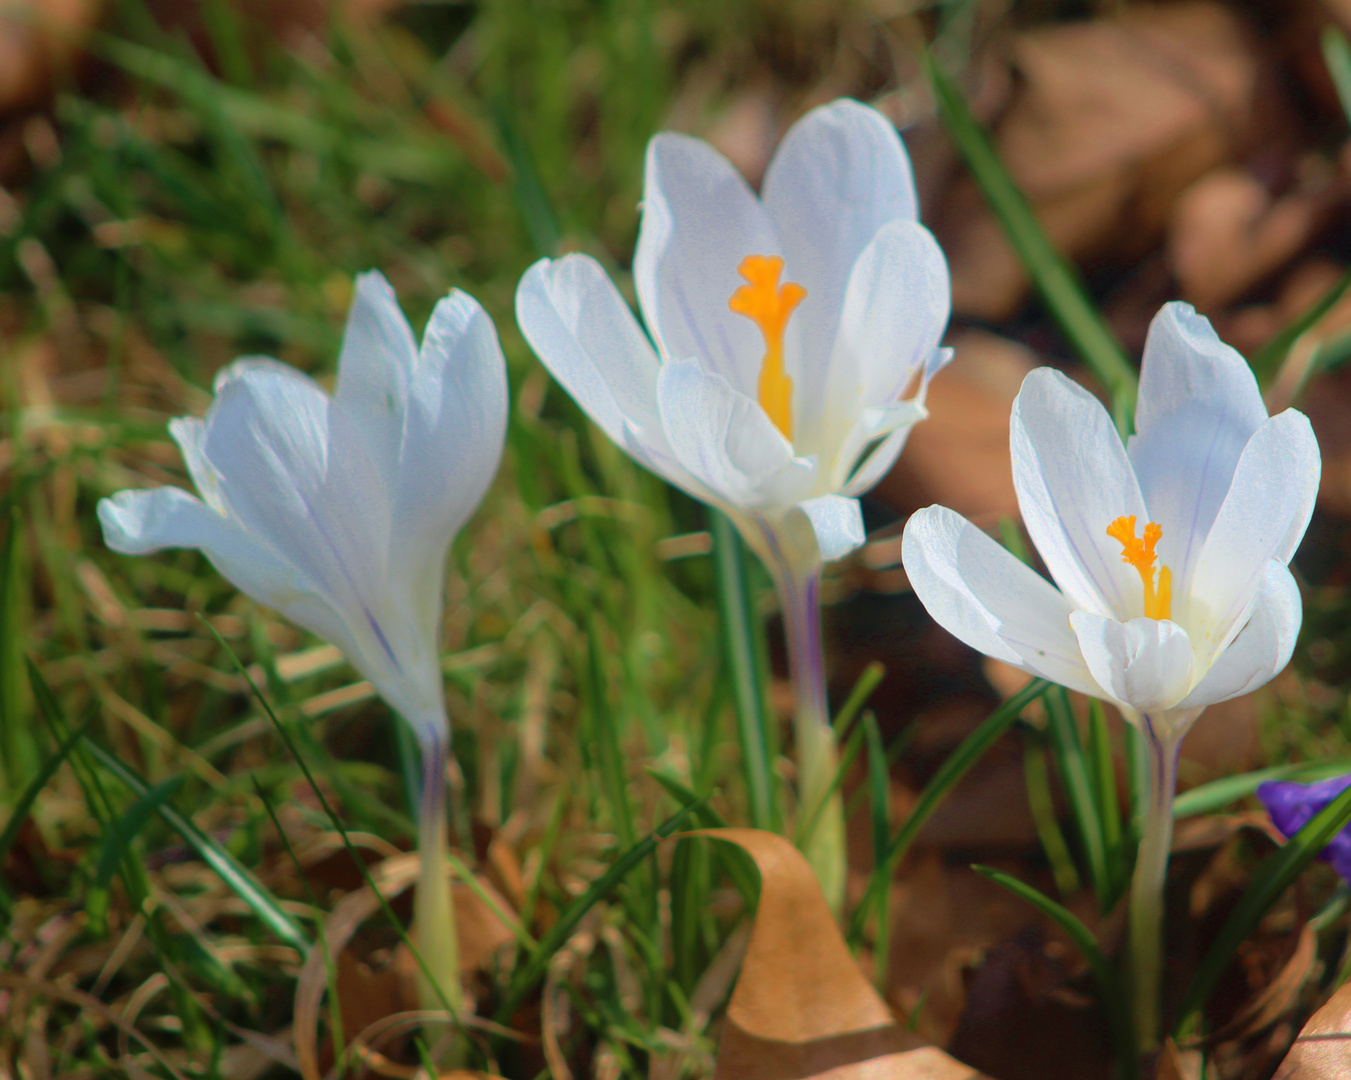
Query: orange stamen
[
  {"left": 1106, "top": 515, "right": 1173, "bottom": 621},
  {"left": 728, "top": 254, "right": 806, "bottom": 441}
]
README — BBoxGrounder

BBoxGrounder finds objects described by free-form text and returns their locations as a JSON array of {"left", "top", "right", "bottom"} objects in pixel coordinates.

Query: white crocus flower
[
  {"left": 516, "top": 98, "right": 951, "bottom": 911},
  {"left": 517, "top": 98, "right": 950, "bottom": 567},
  {"left": 98, "top": 271, "right": 508, "bottom": 1031},
  {"left": 901, "top": 301, "right": 1320, "bottom": 1050}
]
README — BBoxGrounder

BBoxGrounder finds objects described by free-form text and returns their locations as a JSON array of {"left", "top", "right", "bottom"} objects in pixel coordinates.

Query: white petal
[
  {"left": 515, "top": 255, "right": 663, "bottom": 446},
  {"left": 515, "top": 258, "right": 723, "bottom": 507},
  {"left": 655, "top": 356, "right": 810, "bottom": 508},
  {"left": 841, "top": 347, "right": 951, "bottom": 497},
  {"left": 98, "top": 487, "right": 365, "bottom": 665},
  {"left": 789, "top": 494, "right": 866, "bottom": 562},
  {"left": 1128, "top": 303, "right": 1268, "bottom": 596},
  {"left": 800, "top": 218, "right": 949, "bottom": 461},
  {"left": 634, "top": 132, "right": 779, "bottom": 397},
  {"left": 168, "top": 417, "right": 226, "bottom": 516},
  {"left": 1070, "top": 613, "right": 1194, "bottom": 712},
  {"left": 333, "top": 271, "right": 418, "bottom": 487},
  {"left": 901, "top": 505, "right": 1101, "bottom": 696},
  {"left": 762, "top": 99, "right": 918, "bottom": 385},
  {"left": 1188, "top": 409, "right": 1319, "bottom": 656},
  {"left": 203, "top": 368, "right": 392, "bottom": 636},
  {"left": 1011, "top": 368, "right": 1148, "bottom": 619},
  {"left": 389, "top": 289, "right": 508, "bottom": 633},
  {"left": 212, "top": 355, "right": 308, "bottom": 394},
  {"left": 99, "top": 487, "right": 436, "bottom": 723},
  {"left": 1179, "top": 562, "right": 1300, "bottom": 708}
]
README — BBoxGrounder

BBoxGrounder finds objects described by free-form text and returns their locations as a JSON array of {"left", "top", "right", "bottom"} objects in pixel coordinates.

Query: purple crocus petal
[
  {"left": 1257, "top": 775, "right": 1351, "bottom": 882},
  {"left": 1328, "top": 834, "right": 1351, "bottom": 884}
]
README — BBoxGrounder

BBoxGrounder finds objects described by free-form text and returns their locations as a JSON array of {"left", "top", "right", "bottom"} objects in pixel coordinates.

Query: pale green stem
[
  {"left": 771, "top": 551, "right": 846, "bottom": 915},
  {"left": 1128, "top": 722, "right": 1179, "bottom": 1054},
  {"left": 414, "top": 728, "right": 462, "bottom": 1054}
]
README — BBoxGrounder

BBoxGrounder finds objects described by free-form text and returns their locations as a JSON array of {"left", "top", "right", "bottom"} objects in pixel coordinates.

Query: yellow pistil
[
  {"left": 728, "top": 254, "right": 806, "bottom": 441},
  {"left": 1106, "top": 515, "right": 1173, "bottom": 621}
]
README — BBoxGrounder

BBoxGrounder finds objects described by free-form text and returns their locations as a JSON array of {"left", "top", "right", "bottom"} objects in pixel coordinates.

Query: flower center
[
  {"left": 1106, "top": 515, "right": 1172, "bottom": 621},
  {"left": 728, "top": 254, "right": 806, "bottom": 441}
]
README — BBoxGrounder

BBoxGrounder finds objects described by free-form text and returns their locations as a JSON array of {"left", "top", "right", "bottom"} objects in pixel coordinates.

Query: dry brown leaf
[
  {"left": 938, "top": 2, "right": 1264, "bottom": 321},
  {"left": 1169, "top": 168, "right": 1337, "bottom": 312},
  {"left": 0, "top": 0, "right": 99, "bottom": 115},
  {"left": 1205, "top": 925, "right": 1318, "bottom": 1045},
  {"left": 690, "top": 828, "right": 988, "bottom": 1080},
  {"left": 1272, "top": 981, "right": 1351, "bottom": 1079}
]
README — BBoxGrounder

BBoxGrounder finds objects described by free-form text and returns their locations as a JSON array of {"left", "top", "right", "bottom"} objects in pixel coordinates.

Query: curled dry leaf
[
  {"left": 293, "top": 852, "right": 514, "bottom": 1080},
  {"left": 688, "top": 828, "right": 988, "bottom": 1080},
  {"left": 1273, "top": 981, "right": 1351, "bottom": 1079}
]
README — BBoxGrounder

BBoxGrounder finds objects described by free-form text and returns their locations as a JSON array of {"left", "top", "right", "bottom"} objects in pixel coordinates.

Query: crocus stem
[
  {"left": 774, "top": 555, "right": 846, "bottom": 915},
  {"left": 414, "top": 729, "right": 462, "bottom": 1054},
  {"left": 1128, "top": 724, "right": 1179, "bottom": 1054}
]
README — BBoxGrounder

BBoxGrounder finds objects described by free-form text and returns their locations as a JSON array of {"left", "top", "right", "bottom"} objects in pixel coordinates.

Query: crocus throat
[
  {"left": 1106, "top": 515, "right": 1172, "bottom": 621},
  {"left": 728, "top": 254, "right": 806, "bottom": 441}
]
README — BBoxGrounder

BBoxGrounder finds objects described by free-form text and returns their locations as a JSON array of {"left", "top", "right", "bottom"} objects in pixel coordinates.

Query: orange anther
[
  {"left": 1106, "top": 515, "right": 1172, "bottom": 621},
  {"left": 729, "top": 254, "right": 805, "bottom": 442}
]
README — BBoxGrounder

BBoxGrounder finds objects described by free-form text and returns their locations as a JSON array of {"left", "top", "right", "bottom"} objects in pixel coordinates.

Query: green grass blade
[
  {"left": 973, "top": 865, "right": 1137, "bottom": 1080},
  {"left": 669, "top": 836, "right": 708, "bottom": 995},
  {"left": 1087, "top": 700, "right": 1126, "bottom": 903},
  {"left": 586, "top": 615, "right": 635, "bottom": 849},
  {"left": 1323, "top": 27, "right": 1351, "bottom": 125},
  {"left": 646, "top": 769, "right": 728, "bottom": 826},
  {"left": 26, "top": 659, "right": 114, "bottom": 824},
  {"left": 1174, "top": 777, "right": 1351, "bottom": 1036},
  {"left": 863, "top": 711, "right": 892, "bottom": 988},
  {"left": 848, "top": 679, "right": 1052, "bottom": 945},
  {"left": 1023, "top": 733, "right": 1081, "bottom": 899},
  {"left": 200, "top": 621, "right": 473, "bottom": 1042},
  {"left": 0, "top": 716, "right": 91, "bottom": 889},
  {"left": 85, "top": 741, "right": 311, "bottom": 952},
  {"left": 921, "top": 48, "right": 1137, "bottom": 433},
  {"left": 86, "top": 775, "right": 185, "bottom": 936},
  {"left": 710, "top": 509, "right": 776, "bottom": 831},
  {"left": 491, "top": 796, "right": 707, "bottom": 1034},
  {"left": 251, "top": 777, "right": 347, "bottom": 1062},
  {"left": 1249, "top": 264, "right": 1351, "bottom": 385},
  {"left": 1045, "top": 688, "right": 1110, "bottom": 910},
  {"left": 493, "top": 94, "right": 561, "bottom": 257},
  {"left": 1174, "top": 759, "right": 1351, "bottom": 820},
  {"left": 833, "top": 661, "right": 885, "bottom": 736},
  {"left": 0, "top": 506, "right": 33, "bottom": 792},
  {"left": 645, "top": 768, "right": 758, "bottom": 908}
]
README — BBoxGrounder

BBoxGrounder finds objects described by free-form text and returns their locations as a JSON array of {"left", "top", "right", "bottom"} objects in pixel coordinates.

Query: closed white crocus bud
[
  {"left": 98, "top": 270, "right": 509, "bottom": 1035},
  {"left": 901, "top": 301, "right": 1320, "bottom": 1050},
  {"left": 516, "top": 98, "right": 951, "bottom": 912}
]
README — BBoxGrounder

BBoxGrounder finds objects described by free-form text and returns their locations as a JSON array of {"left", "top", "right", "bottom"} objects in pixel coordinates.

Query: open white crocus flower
[
  {"left": 516, "top": 97, "right": 950, "bottom": 567},
  {"left": 516, "top": 98, "right": 951, "bottom": 912},
  {"left": 99, "top": 270, "right": 508, "bottom": 1031},
  {"left": 901, "top": 300, "right": 1319, "bottom": 1049}
]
